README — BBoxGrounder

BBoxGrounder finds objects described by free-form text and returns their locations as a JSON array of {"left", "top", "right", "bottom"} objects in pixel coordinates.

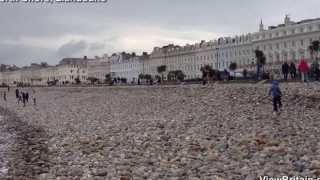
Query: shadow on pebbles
[{"left": 0, "top": 107, "right": 50, "bottom": 180}]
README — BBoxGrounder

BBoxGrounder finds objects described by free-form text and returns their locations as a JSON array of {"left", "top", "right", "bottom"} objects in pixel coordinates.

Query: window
[
  {"left": 291, "top": 29, "right": 295, "bottom": 34},
  {"left": 292, "top": 40, "right": 296, "bottom": 47},
  {"left": 276, "top": 43, "right": 279, "bottom": 49},
  {"left": 284, "top": 42, "right": 287, "bottom": 48},
  {"left": 308, "top": 25, "right": 313, "bottom": 31},
  {"left": 301, "top": 40, "right": 304, "bottom": 46},
  {"left": 283, "top": 31, "right": 287, "bottom": 36},
  {"left": 300, "top": 27, "right": 304, "bottom": 33},
  {"left": 275, "top": 32, "right": 279, "bottom": 36}
]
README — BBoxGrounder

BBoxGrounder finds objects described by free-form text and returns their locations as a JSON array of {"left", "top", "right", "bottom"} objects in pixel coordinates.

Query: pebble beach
[{"left": 0, "top": 83, "right": 320, "bottom": 180}]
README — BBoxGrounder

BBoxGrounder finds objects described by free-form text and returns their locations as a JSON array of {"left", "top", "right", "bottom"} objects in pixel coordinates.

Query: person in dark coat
[
  {"left": 15, "top": 89, "right": 20, "bottom": 99},
  {"left": 289, "top": 62, "right": 297, "bottom": 80},
  {"left": 3, "top": 92, "right": 6, "bottom": 102},
  {"left": 269, "top": 80, "right": 282, "bottom": 114},
  {"left": 22, "top": 92, "right": 26, "bottom": 107},
  {"left": 282, "top": 62, "right": 290, "bottom": 81},
  {"left": 31, "top": 89, "right": 36, "bottom": 106},
  {"left": 311, "top": 60, "right": 320, "bottom": 81},
  {"left": 17, "top": 93, "right": 22, "bottom": 104},
  {"left": 26, "top": 91, "right": 29, "bottom": 103}
]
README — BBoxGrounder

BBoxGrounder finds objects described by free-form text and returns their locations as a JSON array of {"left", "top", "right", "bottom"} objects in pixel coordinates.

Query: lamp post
[{"left": 215, "top": 48, "right": 219, "bottom": 70}]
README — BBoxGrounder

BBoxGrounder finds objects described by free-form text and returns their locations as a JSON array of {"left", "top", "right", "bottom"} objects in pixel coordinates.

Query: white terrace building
[
  {"left": 0, "top": 57, "right": 93, "bottom": 86},
  {"left": 252, "top": 16, "right": 320, "bottom": 71},
  {"left": 145, "top": 34, "right": 254, "bottom": 79},
  {"left": 144, "top": 16, "right": 320, "bottom": 79},
  {"left": 109, "top": 52, "right": 145, "bottom": 83},
  {"left": 54, "top": 57, "right": 91, "bottom": 84},
  {"left": 87, "top": 57, "right": 111, "bottom": 83}
]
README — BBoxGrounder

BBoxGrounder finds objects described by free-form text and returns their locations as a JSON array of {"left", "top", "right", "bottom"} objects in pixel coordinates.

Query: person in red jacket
[{"left": 298, "top": 59, "right": 310, "bottom": 82}]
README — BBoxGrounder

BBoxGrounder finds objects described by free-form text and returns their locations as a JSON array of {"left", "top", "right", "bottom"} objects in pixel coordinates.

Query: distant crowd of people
[
  {"left": 15, "top": 88, "right": 36, "bottom": 107},
  {"left": 281, "top": 59, "right": 320, "bottom": 82}
]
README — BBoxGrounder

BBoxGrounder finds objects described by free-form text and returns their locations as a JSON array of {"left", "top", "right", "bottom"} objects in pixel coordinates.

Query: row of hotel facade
[{"left": 1, "top": 16, "right": 320, "bottom": 85}]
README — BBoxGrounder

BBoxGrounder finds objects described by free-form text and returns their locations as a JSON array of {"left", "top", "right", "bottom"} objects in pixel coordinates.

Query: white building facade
[
  {"left": 109, "top": 53, "right": 145, "bottom": 83},
  {"left": 144, "top": 16, "right": 320, "bottom": 79},
  {"left": 252, "top": 16, "right": 320, "bottom": 71},
  {"left": 87, "top": 58, "right": 111, "bottom": 83}
]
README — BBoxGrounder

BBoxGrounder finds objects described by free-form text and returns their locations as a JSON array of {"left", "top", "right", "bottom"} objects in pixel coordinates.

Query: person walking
[
  {"left": 289, "top": 62, "right": 297, "bottom": 80},
  {"left": 17, "top": 92, "right": 22, "bottom": 104},
  {"left": 311, "top": 60, "right": 320, "bottom": 81},
  {"left": 26, "top": 91, "right": 29, "bottom": 103},
  {"left": 282, "top": 62, "right": 290, "bottom": 81},
  {"left": 298, "top": 59, "right": 310, "bottom": 82},
  {"left": 3, "top": 91, "right": 7, "bottom": 102},
  {"left": 22, "top": 92, "right": 26, "bottom": 107},
  {"left": 269, "top": 80, "right": 282, "bottom": 115},
  {"left": 15, "top": 88, "right": 20, "bottom": 99},
  {"left": 31, "top": 88, "right": 36, "bottom": 106}
]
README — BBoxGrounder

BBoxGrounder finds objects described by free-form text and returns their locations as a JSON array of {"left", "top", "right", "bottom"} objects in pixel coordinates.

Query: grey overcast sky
[{"left": 0, "top": 0, "right": 320, "bottom": 66}]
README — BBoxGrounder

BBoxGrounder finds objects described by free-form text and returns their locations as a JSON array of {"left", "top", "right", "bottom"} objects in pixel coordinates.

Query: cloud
[
  {"left": 89, "top": 42, "right": 106, "bottom": 51},
  {"left": 57, "top": 40, "right": 88, "bottom": 57},
  {"left": 0, "top": 42, "right": 58, "bottom": 66},
  {"left": 0, "top": 0, "right": 320, "bottom": 66}
]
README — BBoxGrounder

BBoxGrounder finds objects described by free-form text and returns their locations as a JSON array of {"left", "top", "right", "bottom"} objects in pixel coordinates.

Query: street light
[{"left": 215, "top": 48, "right": 219, "bottom": 70}]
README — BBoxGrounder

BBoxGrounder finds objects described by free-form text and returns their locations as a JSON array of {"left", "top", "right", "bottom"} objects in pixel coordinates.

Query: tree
[
  {"left": 47, "top": 79, "right": 58, "bottom": 86},
  {"left": 255, "top": 49, "right": 266, "bottom": 80},
  {"left": 40, "top": 62, "right": 49, "bottom": 68},
  {"left": 175, "top": 70, "right": 186, "bottom": 82},
  {"left": 229, "top": 62, "right": 237, "bottom": 78},
  {"left": 155, "top": 75, "right": 161, "bottom": 82},
  {"left": 157, "top": 65, "right": 167, "bottom": 82},
  {"left": 87, "top": 77, "right": 99, "bottom": 84},
  {"left": 167, "top": 71, "right": 176, "bottom": 81},
  {"left": 105, "top": 74, "right": 112, "bottom": 84},
  {"left": 167, "top": 70, "right": 186, "bottom": 82},
  {"left": 138, "top": 73, "right": 145, "bottom": 80},
  {"left": 144, "top": 74, "right": 152, "bottom": 80},
  {"left": 75, "top": 76, "right": 81, "bottom": 84},
  {"left": 201, "top": 65, "right": 217, "bottom": 82}
]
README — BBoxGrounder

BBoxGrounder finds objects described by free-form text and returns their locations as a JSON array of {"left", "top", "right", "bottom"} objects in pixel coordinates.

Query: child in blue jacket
[{"left": 269, "top": 80, "right": 282, "bottom": 113}]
